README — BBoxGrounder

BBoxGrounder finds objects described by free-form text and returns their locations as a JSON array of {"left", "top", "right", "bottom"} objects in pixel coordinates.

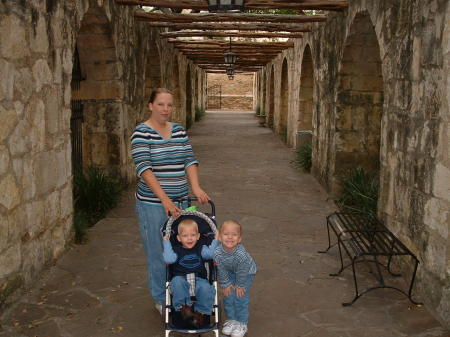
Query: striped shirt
[
  {"left": 214, "top": 244, "right": 257, "bottom": 289},
  {"left": 131, "top": 123, "right": 199, "bottom": 204}
]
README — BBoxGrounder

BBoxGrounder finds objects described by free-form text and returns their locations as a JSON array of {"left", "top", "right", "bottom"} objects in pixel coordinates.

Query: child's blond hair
[
  {"left": 178, "top": 218, "right": 199, "bottom": 234},
  {"left": 220, "top": 220, "right": 242, "bottom": 235}
]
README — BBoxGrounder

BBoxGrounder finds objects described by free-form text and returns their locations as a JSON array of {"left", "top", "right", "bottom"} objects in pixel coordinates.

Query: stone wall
[
  {"left": 207, "top": 73, "right": 254, "bottom": 110},
  {"left": 0, "top": 0, "right": 205, "bottom": 308},
  {"left": 257, "top": 0, "right": 449, "bottom": 326}
]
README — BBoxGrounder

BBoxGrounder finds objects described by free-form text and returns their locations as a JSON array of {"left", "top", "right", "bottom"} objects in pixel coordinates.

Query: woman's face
[{"left": 149, "top": 92, "right": 173, "bottom": 123}]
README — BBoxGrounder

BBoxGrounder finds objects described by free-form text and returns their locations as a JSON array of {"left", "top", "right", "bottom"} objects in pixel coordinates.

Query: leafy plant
[
  {"left": 195, "top": 106, "right": 205, "bottom": 122},
  {"left": 336, "top": 167, "right": 379, "bottom": 216},
  {"left": 73, "top": 210, "right": 89, "bottom": 244},
  {"left": 296, "top": 142, "right": 312, "bottom": 172},
  {"left": 73, "top": 166, "right": 123, "bottom": 226}
]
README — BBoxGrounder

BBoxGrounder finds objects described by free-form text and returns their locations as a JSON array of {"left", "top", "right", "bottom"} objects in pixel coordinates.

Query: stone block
[
  {"left": 8, "top": 119, "right": 31, "bottom": 156},
  {"left": 0, "top": 145, "right": 10, "bottom": 176},
  {"left": 32, "top": 59, "right": 53, "bottom": 92},
  {"left": 44, "top": 88, "right": 60, "bottom": 134},
  {"left": 19, "top": 157, "right": 35, "bottom": 201},
  {"left": 91, "top": 133, "right": 109, "bottom": 166},
  {"left": 0, "top": 244, "right": 21, "bottom": 279},
  {"left": 0, "top": 174, "right": 21, "bottom": 211},
  {"left": 0, "top": 105, "right": 18, "bottom": 144},
  {"left": 59, "top": 184, "right": 73, "bottom": 219},
  {"left": 0, "top": 215, "right": 8, "bottom": 253},
  {"left": 30, "top": 13, "right": 49, "bottom": 54},
  {"left": 44, "top": 190, "right": 60, "bottom": 226},
  {"left": 8, "top": 206, "right": 27, "bottom": 243},
  {"left": 433, "top": 163, "right": 450, "bottom": 200},
  {"left": 0, "top": 15, "right": 29, "bottom": 59},
  {"left": 78, "top": 81, "right": 122, "bottom": 100},
  {"left": 25, "top": 200, "right": 45, "bottom": 238},
  {"left": 84, "top": 62, "right": 118, "bottom": 81},
  {"left": 13, "top": 68, "right": 34, "bottom": 102},
  {"left": 34, "top": 151, "right": 58, "bottom": 195},
  {"left": 27, "top": 98, "right": 46, "bottom": 152},
  {"left": 55, "top": 149, "right": 69, "bottom": 188},
  {"left": 0, "top": 59, "right": 15, "bottom": 101}
]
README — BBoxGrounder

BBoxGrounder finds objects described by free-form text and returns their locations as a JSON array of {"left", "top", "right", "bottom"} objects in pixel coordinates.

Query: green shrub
[
  {"left": 336, "top": 167, "right": 379, "bottom": 216},
  {"left": 255, "top": 104, "right": 261, "bottom": 116},
  {"left": 73, "top": 166, "right": 122, "bottom": 225},
  {"left": 186, "top": 117, "right": 193, "bottom": 130},
  {"left": 296, "top": 142, "right": 312, "bottom": 172},
  {"left": 73, "top": 210, "right": 89, "bottom": 244},
  {"left": 195, "top": 106, "right": 205, "bottom": 122}
]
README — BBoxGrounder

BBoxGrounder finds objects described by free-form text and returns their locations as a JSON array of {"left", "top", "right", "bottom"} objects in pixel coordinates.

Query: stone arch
[
  {"left": 144, "top": 37, "right": 161, "bottom": 101},
  {"left": 268, "top": 65, "right": 275, "bottom": 129},
  {"left": 261, "top": 71, "right": 267, "bottom": 116},
  {"left": 73, "top": 3, "right": 123, "bottom": 176},
  {"left": 333, "top": 11, "right": 383, "bottom": 187},
  {"left": 172, "top": 58, "right": 182, "bottom": 123},
  {"left": 279, "top": 58, "right": 289, "bottom": 142},
  {"left": 185, "top": 65, "right": 193, "bottom": 128},
  {"left": 297, "top": 44, "right": 314, "bottom": 148}
]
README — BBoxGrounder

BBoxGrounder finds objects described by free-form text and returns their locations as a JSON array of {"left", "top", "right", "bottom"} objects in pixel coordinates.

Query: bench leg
[
  {"left": 318, "top": 220, "right": 336, "bottom": 253},
  {"left": 330, "top": 238, "right": 346, "bottom": 276},
  {"left": 342, "top": 257, "right": 360, "bottom": 306},
  {"left": 407, "top": 259, "right": 423, "bottom": 305}
]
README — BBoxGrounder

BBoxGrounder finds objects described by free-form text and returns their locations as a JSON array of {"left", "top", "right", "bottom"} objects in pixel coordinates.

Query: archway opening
[
  {"left": 334, "top": 12, "right": 384, "bottom": 197},
  {"left": 73, "top": 4, "right": 122, "bottom": 176},
  {"left": 268, "top": 66, "right": 275, "bottom": 129},
  {"left": 297, "top": 45, "right": 314, "bottom": 148},
  {"left": 185, "top": 66, "right": 193, "bottom": 129},
  {"left": 279, "top": 58, "right": 289, "bottom": 142}
]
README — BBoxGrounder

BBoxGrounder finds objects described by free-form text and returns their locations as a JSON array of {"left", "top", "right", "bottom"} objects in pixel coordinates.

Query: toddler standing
[{"left": 214, "top": 220, "right": 257, "bottom": 337}]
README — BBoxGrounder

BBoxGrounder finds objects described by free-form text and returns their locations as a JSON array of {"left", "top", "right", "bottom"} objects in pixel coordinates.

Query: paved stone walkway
[{"left": 1, "top": 112, "right": 448, "bottom": 337}]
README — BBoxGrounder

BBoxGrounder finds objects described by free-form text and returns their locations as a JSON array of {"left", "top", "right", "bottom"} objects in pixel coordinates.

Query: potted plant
[{"left": 255, "top": 105, "right": 266, "bottom": 126}]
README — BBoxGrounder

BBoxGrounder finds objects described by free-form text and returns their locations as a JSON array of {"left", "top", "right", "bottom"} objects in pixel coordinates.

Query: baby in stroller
[{"left": 162, "top": 202, "right": 220, "bottom": 336}]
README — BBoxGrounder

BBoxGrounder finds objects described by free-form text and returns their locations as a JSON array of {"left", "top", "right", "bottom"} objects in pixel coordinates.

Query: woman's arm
[
  {"left": 186, "top": 164, "right": 210, "bottom": 203},
  {"left": 141, "top": 170, "right": 181, "bottom": 217}
]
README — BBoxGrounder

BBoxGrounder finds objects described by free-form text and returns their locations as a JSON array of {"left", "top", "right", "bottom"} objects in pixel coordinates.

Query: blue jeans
[
  {"left": 222, "top": 273, "right": 255, "bottom": 324},
  {"left": 171, "top": 276, "right": 215, "bottom": 314},
  {"left": 136, "top": 200, "right": 167, "bottom": 305}
]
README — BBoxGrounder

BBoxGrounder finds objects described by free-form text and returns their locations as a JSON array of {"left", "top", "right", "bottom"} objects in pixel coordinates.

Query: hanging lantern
[
  {"left": 224, "top": 37, "right": 239, "bottom": 65},
  {"left": 226, "top": 67, "right": 235, "bottom": 76},
  {"left": 228, "top": 75, "right": 234, "bottom": 80},
  {"left": 208, "top": 0, "right": 244, "bottom": 12}
]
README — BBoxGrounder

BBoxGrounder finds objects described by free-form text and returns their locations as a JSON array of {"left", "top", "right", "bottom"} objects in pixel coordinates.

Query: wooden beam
[
  {"left": 115, "top": 0, "right": 349, "bottom": 11},
  {"left": 169, "top": 40, "right": 294, "bottom": 47},
  {"left": 134, "top": 11, "right": 327, "bottom": 23},
  {"left": 139, "top": 22, "right": 312, "bottom": 32},
  {"left": 160, "top": 31, "right": 303, "bottom": 38}
]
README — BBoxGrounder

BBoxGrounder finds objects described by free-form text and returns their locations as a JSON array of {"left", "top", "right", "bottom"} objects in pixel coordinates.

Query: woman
[{"left": 131, "top": 88, "right": 210, "bottom": 313}]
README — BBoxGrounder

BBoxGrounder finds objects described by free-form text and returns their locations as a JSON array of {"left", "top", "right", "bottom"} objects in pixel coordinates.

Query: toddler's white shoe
[
  {"left": 222, "top": 320, "right": 239, "bottom": 335},
  {"left": 231, "top": 323, "right": 247, "bottom": 337},
  {"left": 155, "top": 303, "right": 162, "bottom": 315}
]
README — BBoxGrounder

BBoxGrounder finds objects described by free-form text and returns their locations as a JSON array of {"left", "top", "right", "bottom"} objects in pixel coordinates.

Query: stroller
[{"left": 162, "top": 197, "right": 220, "bottom": 337}]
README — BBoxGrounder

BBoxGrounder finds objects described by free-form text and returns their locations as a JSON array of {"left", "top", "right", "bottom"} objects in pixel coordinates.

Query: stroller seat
[{"left": 162, "top": 198, "right": 220, "bottom": 337}]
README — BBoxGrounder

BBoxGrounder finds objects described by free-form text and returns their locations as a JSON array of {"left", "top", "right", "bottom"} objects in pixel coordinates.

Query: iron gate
[
  {"left": 207, "top": 84, "right": 221, "bottom": 109},
  {"left": 70, "top": 100, "right": 84, "bottom": 175}
]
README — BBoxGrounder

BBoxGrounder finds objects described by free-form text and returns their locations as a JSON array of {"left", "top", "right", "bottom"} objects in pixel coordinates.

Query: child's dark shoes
[
  {"left": 180, "top": 305, "right": 194, "bottom": 320},
  {"left": 191, "top": 311, "right": 204, "bottom": 328}
]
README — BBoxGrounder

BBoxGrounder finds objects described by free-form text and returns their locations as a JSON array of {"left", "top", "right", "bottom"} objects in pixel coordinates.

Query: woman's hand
[
  {"left": 192, "top": 186, "right": 210, "bottom": 204},
  {"left": 161, "top": 198, "right": 182, "bottom": 218},
  {"left": 222, "top": 285, "right": 233, "bottom": 297},
  {"left": 235, "top": 287, "right": 246, "bottom": 298}
]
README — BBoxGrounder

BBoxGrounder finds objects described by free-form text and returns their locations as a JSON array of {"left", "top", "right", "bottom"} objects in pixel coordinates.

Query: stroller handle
[
  {"left": 165, "top": 209, "right": 219, "bottom": 237},
  {"left": 173, "top": 196, "right": 216, "bottom": 217}
]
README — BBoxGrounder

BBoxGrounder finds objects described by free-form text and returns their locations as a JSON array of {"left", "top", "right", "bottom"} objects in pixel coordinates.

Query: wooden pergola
[{"left": 115, "top": 0, "right": 349, "bottom": 73}]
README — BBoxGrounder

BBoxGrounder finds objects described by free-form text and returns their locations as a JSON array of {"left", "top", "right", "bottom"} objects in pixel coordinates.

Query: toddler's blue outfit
[
  {"left": 163, "top": 239, "right": 219, "bottom": 314},
  {"left": 214, "top": 244, "right": 257, "bottom": 324}
]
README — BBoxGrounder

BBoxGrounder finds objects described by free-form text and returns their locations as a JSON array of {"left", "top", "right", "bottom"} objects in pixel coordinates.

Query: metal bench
[{"left": 319, "top": 212, "right": 422, "bottom": 306}]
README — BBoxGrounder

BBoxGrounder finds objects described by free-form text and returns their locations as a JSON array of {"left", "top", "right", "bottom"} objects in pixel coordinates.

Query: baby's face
[
  {"left": 177, "top": 226, "right": 200, "bottom": 249},
  {"left": 219, "top": 223, "right": 242, "bottom": 252}
]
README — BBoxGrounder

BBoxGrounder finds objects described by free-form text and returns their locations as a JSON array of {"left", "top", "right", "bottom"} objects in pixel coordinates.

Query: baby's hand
[
  {"left": 235, "top": 287, "right": 246, "bottom": 298},
  {"left": 214, "top": 232, "right": 219, "bottom": 241}
]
